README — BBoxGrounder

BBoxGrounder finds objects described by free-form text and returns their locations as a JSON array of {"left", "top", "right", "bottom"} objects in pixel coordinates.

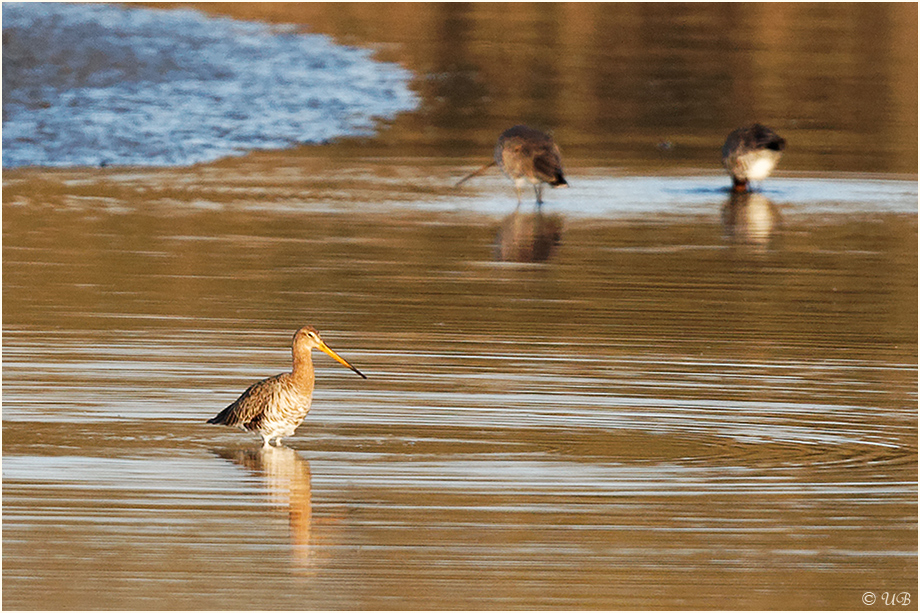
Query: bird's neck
[{"left": 291, "top": 350, "right": 315, "bottom": 384}]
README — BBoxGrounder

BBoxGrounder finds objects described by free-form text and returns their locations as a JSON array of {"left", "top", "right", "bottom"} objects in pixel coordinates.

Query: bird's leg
[
  {"left": 514, "top": 184, "right": 523, "bottom": 206},
  {"left": 534, "top": 183, "right": 544, "bottom": 205}
]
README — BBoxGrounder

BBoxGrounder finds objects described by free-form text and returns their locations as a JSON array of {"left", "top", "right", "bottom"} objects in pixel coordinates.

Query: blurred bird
[
  {"left": 457, "top": 125, "right": 568, "bottom": 207},
  {"left": 721, "top": 124, "right": 786, "bottom": 192},
  {"left": 208, "top": 326, "right": 366, "bottom": 447}
]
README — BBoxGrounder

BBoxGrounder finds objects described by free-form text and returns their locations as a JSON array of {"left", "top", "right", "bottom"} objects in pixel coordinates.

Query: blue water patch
[
  {"left": 1, "top": 3, "right": 419, "bottom": 168},
  {"left": 449, "top": 175, "right": 919, "bottom": 218}
]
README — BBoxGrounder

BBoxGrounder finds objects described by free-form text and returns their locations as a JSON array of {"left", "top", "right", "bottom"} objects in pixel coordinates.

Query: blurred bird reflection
[
  {"left": 216, "top": 446, "right": 314, "bottom": 570},
  {"left": 494, "top": 211, "right": 564, "bottom": 262},
  {"left": 721, "top": 192, "right": 781, "bottom": 249}
]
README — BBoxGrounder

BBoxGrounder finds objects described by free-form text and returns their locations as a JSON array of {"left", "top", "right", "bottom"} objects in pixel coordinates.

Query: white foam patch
[{"left": 2, "top": 3, "right": 419, "bottom": 168}]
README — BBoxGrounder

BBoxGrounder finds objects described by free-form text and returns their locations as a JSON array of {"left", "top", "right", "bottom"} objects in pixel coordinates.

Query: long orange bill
[{"left": 318, "top": 342, "right": 367, "bottom": 379}]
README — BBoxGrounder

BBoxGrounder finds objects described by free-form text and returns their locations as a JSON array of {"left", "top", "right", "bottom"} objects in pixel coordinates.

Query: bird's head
[{"left": 294, "top": 326, "right": 366, "bottom": 379}]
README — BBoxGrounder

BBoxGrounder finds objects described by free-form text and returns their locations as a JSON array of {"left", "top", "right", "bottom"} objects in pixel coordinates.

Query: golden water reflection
[
  {"left": 150, "top": 2, "right": 919, "bottom": 174},
  {"left": 216, "top": 446, "right": 315, "bottom": 571},
  {"left": 494, "top": 211, "right": 564, "bottom": 263},
  {"left": 2, "top": 2, "right": 917, "bottom": 602},
  {"left": 721, "top": 191, "right": 781, "bottom": 249}
]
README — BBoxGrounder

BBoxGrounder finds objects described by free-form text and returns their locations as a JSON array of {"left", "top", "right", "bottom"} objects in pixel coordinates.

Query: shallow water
[
  {"left": 2, "top": 3, "right": 918, "bottom": 611},
  {"left": 3, "top": 161, "right": 917, "bottom": 609}
]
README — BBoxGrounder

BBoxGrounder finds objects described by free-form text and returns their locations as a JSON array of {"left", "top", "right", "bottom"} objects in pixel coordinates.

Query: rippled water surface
[
  {"left": 3, "top": 3, "right": 918, "bottom": 611},
  {"left": 4, "top": 161, "right": 916, "bottom": 610}
]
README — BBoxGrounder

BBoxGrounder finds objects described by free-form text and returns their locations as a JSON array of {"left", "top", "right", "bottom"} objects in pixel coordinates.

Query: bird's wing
[
  {"left": 736, "top": 125, "right": 785, "bottom": 152},
  {"left": 751, "top": 126, "right": 786, "bottom": 151},
  {"left": 208, "top": 373, "right": 287, "bottom": 426},
  {"left": 531, "top": 144, "right": 564, "bottom": 182}
]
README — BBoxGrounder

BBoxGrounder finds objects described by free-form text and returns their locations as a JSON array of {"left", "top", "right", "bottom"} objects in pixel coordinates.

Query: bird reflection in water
[
  {"left": 721, "top": 191, "right": 781, "bottom": 249},
  {"left": 494, "top": 210, "right": 564, "bottom": 262},
  {"left": 215, "top": 445, "right": 315, "bottom": 571}
]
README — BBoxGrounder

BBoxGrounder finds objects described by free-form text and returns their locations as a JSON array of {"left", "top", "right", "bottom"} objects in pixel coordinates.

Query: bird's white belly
[
  {"left": 744, "top": 155, "right": 777, "bottom": 181},
  {"left": 264, "top": 389, "right": 312, "bottom": 434}
]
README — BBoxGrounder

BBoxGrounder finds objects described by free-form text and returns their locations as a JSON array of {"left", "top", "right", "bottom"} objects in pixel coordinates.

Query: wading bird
[
  {"left": 721, "top": 124, "right": 786, "bottom": 193},
  {"left": 208, "top": 326, "right": 366, "bottom": 447},
  {"left": 457, "top": 125, "right": 568, "bottom": 207}
]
